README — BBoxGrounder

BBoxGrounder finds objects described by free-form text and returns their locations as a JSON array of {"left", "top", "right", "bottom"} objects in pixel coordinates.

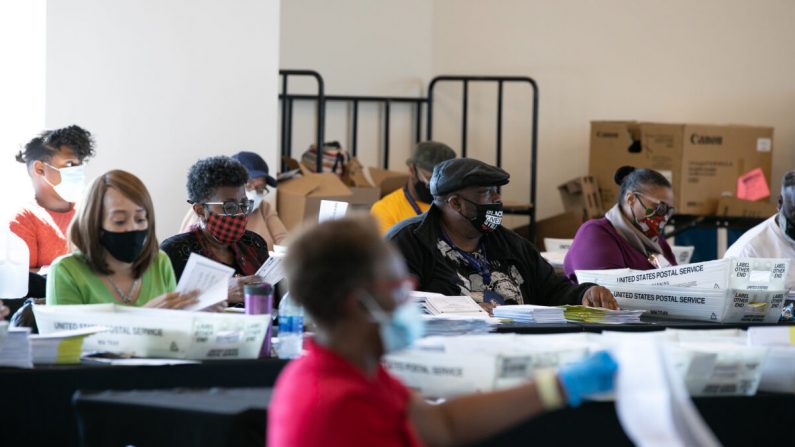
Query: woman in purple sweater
[{"left": 564, "top": 166, "right": 677, "bottom": 283}]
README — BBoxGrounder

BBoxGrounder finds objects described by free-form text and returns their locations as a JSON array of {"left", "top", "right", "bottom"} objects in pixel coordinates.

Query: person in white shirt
[{"left": 724, "top": 170, "right": 795, "bottom": 291}]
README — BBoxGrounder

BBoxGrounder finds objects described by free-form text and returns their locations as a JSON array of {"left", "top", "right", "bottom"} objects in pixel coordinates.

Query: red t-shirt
[
  {"left": 9, "top": 202, "right": 75, "bottom": 268},
  {"left": 267, "top": 341, "right": 424, "bottom": 447}
]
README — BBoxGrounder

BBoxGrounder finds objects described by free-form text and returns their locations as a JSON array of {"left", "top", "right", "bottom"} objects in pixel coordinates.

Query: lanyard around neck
[
  {"left": 440, "top": 227, "right": 492, "bottom": 286},
  {"left": 403, "top": 184, "right": 423, "bottom": 215}
]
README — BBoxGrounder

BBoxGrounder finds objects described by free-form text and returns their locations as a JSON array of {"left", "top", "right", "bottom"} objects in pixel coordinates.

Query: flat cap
[
  {"left": 406, "top": 141, "right": 456, "bottom": 172},
  {"left": 431, "top": 158, "right": 510, "bottom": 196}
]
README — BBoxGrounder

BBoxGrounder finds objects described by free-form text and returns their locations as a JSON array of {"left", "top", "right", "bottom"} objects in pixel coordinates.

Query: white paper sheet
[
  {"left": 424, "top": 295, "right": 488, "bottom": 316},
  {"left": 613, "top": 334, "right": 720, "bottom": 447},
  {"left": 176, "top": 253, "right": 235, "bottom": 311},
  {"left": 318, "top": 200, "right": 348, "bottom": 222},
  {"left": 255, "top": 254, "right": 285, "bottom": 285}
]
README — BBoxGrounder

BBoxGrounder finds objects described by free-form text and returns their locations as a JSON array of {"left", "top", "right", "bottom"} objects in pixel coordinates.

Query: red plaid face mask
[{"left": 205, "top": 212, "right": 248, "bottom": 244}]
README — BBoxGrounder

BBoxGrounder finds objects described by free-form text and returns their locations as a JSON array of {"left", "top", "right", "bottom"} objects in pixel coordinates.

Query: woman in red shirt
[
  {"left": 268, "top": 216, "right": 618, "bottom": 447},
  {"left": 10, "top": 125, "right": 95, "bottom": 270}
]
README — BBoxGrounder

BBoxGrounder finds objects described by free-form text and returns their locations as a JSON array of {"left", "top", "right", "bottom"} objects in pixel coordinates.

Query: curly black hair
[
  {"left": 15, "top": 125, "right": 95, "bottom": 165},
  {"left": 187, "top": 156, "right": 249, "bottom": 203}
]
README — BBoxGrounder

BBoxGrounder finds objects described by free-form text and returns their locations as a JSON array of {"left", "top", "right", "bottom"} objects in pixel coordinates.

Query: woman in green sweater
[{"left": 47, "top": 170, "right": 198, "bottom": 308}]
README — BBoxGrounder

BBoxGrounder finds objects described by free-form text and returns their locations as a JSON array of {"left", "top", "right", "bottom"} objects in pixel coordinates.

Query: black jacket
[{"left": 387, "top": 205, "right": 592, "bottom": 306}]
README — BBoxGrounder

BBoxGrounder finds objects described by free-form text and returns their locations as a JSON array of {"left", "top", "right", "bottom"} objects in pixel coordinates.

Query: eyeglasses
[
  {"left": 633, "top": 192, "right": 675, "bottom": 218},
  {"left": 188, "top": 199, "right": 254, "bottom": 216}
]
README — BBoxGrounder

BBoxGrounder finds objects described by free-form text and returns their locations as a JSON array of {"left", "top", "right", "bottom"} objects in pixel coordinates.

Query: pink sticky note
[{"left": 737, "top": 168, "right": 770, "bottom": 201}]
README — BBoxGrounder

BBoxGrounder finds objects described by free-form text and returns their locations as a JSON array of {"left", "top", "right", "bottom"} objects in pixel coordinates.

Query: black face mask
[
  {"left": 779, "top": 213, "right": 795, "bottom": 242},
  {"left": 459, "top": 197, "right": 504, "bottom": 233},
  {"left": 413, "top": 179, "right": 434, "bottom": 204},
  {"left": 100, "top": 229, "right": 148, "bottom": 263}
]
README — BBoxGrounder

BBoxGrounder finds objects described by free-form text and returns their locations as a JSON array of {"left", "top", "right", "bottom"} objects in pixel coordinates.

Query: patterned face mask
[
  {"left": 459, "top": 196, "right": 504, "bottom": 233},
  {"left": 204, "top": 212, "right": 248, "bottom": 244}
]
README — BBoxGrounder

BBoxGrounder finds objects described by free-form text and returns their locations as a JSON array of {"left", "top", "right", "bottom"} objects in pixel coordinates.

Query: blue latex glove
[{"left": 558, "top": 351, "right": 618, "bottom": 407}]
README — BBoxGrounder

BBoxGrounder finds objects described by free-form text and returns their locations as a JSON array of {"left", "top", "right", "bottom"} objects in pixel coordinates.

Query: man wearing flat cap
[
  {"left": 371, "top": 141, "right": 456, "bottom": 234},
  {"left": 388, "top": 158, "right": 618, "bottom": 313}
]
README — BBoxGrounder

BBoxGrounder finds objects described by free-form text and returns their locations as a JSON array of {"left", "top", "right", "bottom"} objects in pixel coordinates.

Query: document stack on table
[
  {"left": 411, "top": 291, "right": 488, "bottom": 317},
  {"left": 0, "top": 324, "right": 32, "bottom": 368},
  {"left": 423, "top": 315, "right": 497, "bottom": 337},
  {"left": 576, "top": 258, "right": 791, "bottom": 323},
  {"left": 29, "top": 327, "right": 107, "bottom": 365},
  {"left": 561, "top": 305, "right": 644, "bottom": 324},
  {"left": 493, "top": 305, "right": 566, "bottom": 323},
  {"left": 410, "top": 292, "right": 496, "bottom": 336}
]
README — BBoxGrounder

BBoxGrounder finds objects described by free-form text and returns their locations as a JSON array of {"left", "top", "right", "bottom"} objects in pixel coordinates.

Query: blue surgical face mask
[
  {"left": 361, "top": 293, "right": 425, "bottom": 353},
  {"left": 44, "top": 163, "right": 86, "bottom": 203}
]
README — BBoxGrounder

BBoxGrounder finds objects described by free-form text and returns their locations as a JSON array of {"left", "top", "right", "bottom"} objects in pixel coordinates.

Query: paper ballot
[
  {"left": 256, "top": 252, "right": 286, "bottom": 285},
  {"left": 493, "top": 305, "right": 566, "bottom": 323},
  {"left": 614, "top": 335, "right": 720, "bottom": 447},
  {"left": 176, "top": 253, "right": 235, "bottom": 311},
  {"left": 318, "top": 200, "right": 348, "bottom": 222},
  {"left": 413, "top": 292, "right": 489, "bottom": 317}
]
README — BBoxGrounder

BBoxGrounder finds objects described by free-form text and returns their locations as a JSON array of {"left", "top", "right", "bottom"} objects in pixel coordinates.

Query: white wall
[
  {"left": 281, "top": 0, "right": 795, "bottom": 222},
  {"left": 280, "top": 0, "right": 433, "bottom": 169},
  {"left": 1, "top": 0, "right": 45, "bottom": 220},
  {"left": 431, "top": 0, "right": 795, "bottom": 219},
  {"left": 46, "top": 0, "right": 281, "bottom": 242}
]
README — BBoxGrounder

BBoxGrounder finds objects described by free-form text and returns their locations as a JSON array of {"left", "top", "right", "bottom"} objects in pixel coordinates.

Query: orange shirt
[{"left": 9, "top": 202, "right": 75, "bottom": 268}]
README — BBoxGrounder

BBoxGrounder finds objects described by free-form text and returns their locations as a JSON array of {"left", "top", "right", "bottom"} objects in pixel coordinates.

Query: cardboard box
[
  {"left": 367, "top": 166, "right": 409, "bottom": 197},
  {"left": 514, "top": 212, "right": 581, "bottom": 250},
  {"left": 276, "top": 167, "right": 354, "bottom": 231},
  {"left": 589, "top": 121, "right": 774, "bottom": 215},
  {"left": 558, "top": 176, "right": 604, "bottom": 220},
  {"left": 277, "top": 157, "right": 407, "bottom": 230},
  {"left": 716, "top": 197, "right": 777, "bottom": 218}
]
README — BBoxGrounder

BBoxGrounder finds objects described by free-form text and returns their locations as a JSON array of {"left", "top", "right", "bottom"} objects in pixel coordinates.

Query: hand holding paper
[
  {"left": 175, "top": 253, "right": 235, "bottom": 311},
  {"left": 145, "top": 290, "right": 200, "bottom": 310},
  {"left": 582, "top": 286, "right": 619, "bottom": 310}
]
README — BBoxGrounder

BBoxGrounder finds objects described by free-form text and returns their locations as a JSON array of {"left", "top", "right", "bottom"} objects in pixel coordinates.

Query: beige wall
[
  {"left": 280, "top": 0, "right": 433, "bottom": 170},
  {"left": 282, "top": 0, "right": 795, "bottom": 222},
  {"left": 47, "top": 0, "right": 282, "bottom": 242}
]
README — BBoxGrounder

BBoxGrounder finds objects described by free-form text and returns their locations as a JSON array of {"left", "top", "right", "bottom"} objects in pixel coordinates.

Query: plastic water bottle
[
  {"left": 0, "top": 227, "right": 29, "bottom": 298},
  {"left": 276, "top": 293, "right": 304, "bottom": 359}
]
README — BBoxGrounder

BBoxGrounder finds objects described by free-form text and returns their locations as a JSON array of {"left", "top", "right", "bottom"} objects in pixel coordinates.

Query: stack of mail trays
[{"left": 577, "top": 258, "right": 790, "bottom": 323}]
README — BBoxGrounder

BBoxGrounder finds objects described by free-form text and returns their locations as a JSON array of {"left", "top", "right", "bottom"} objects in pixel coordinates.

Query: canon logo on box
[
  {"left": 596, "top": 131, "right": 619, "bottom": 138},
  {"left": 690, "top": 134, "right": 723, "bottom": 145}
]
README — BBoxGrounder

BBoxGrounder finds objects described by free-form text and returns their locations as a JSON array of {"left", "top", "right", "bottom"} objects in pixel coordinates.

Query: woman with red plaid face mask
[
  {"left": 161, "top": 156, "right": 270, "bottom": 305},
  {"left": 564, "top": 166, "right": 678, "bottom": 284}
]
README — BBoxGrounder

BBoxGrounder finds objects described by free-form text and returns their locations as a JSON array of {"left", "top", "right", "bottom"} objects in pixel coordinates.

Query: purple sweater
[{"left": 563, "top": 218, "right": 677, "bottom": 283}]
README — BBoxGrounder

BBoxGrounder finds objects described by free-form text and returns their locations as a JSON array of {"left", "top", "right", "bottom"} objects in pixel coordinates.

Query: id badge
[{"left": 484, "top": 289, "right": 505, "bottom": 305}]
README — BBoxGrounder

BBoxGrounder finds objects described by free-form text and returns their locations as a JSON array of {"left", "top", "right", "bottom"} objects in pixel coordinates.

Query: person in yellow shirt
[{"left": 371, "top": 141, "right": 455, "bottom": 234}]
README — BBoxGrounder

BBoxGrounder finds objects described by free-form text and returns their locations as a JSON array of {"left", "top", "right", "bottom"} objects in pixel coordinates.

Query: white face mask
[
  {"left": 44, "top": 163, "right": 86, "bottom": 203},
  {"left": 245, "top": 189, "right": 266, "bottom": 211}
]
